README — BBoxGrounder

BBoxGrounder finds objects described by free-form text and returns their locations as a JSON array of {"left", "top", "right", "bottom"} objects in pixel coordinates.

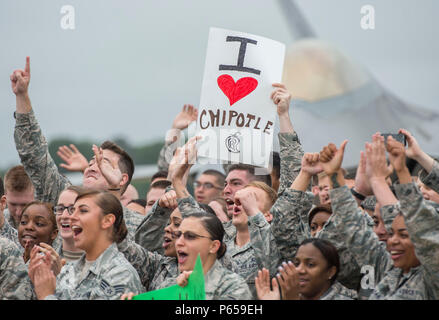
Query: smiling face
[
  {"left": 162, "top": 208, "right": 182, "bottom": 257},
  {"left": 82, "top": 149, "right": 122, "bottom": 191},
  {"left": 387, "top": 214, "right": 420, "bottom": 273},
  {"left": 70, "top": 196, "right": 113, "bottom": 254},
  {"left": 18, "top": 204, "right": 58, "bottom": 250},
  {"left": 293, "top": 243, "right": 336, "bottom": 300},
  {"left": 55, "top": 190, "right": 78, "bottom": 240},
  {"left": 175, "top": 217, "right": 219, "bottom": 273}
]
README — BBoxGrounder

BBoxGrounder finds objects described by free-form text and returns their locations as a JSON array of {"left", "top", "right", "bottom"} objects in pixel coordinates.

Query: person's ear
[
  {"left": 51, "top": 228, "right": 59, "bottom": 241},
  {"left": 327, "top": 266, "right": 337, "bottom": 281},
  {"left": 209, "top": 240, "right": 221, "bottom": 254},
  {"left": 0, "top": 195, "right": 6, "bottom": 211},
  {"left": 120, "top": 173, "right": 129, "bottom": 190},
  {"left": 101, "top": 213, "right": 116, "bottom": 230}
]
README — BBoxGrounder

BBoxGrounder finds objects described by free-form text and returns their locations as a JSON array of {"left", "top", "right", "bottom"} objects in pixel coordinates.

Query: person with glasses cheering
[
  {"left": 52, "top": 186, "right": 86, "bottom": 263},
  {"left": 193, "top": 170, "right": 225, "bottom": 205}
]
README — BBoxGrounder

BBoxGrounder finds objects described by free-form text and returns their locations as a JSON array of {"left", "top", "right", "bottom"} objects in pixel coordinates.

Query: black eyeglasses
[
  {"left": 171, "top": 230, "right": 212, "bottom": 241},
  {"left": 53, "top": 205, "right": 75, "bottom": 215},
  {"left": 193, "top": 181, "right": 222, "bottom": 190}
]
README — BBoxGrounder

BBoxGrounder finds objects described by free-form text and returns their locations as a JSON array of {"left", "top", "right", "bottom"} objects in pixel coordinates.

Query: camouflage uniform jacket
[
  {"left": 0, "top": 237, "right": 35, "bottom": 299},
  {"left": 4, "top": 209, "right": 18, "bottom": 230},
  {"left": 320, "top": 281, "right": 357, "bottom": 300},
  {"left": 419, "top": 160, "right": 439, "bottom": 193},
  {"left": 158, "top": 259, "right": 252, "bottom": 300},
  {"left": 0, "top": 215, "right": 21, "bottom": 249},
  {"left": 276, "top": 132, "right": 304, "bottom": 195},
  {"left": 224, "top": 212, "right": 281, "bottom": 299},
  {"left": 14, "top": 110, "right": 142, "bottom": 240},
  {"left": 330, "top": 184, "right": 439, "bottom": 299},
  {"left": 117, "top": 238, "right": 179, "bottom": 291},
  {"left": 134, "top": 200, "right": 172, "bottom": 255},
  {"left": 45, "top": 243, "right": 144, "bottom": 300},
  {"left": 134, "top": 197, "right": 236, "bottom": 271},
  {"left": 270, "top": 188, "right": 364, "bottom": 293}
]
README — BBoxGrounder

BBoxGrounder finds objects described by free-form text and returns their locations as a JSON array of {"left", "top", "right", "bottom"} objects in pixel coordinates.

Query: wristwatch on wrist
[{"left": 350, "top": 187, "right": 366, "bottom": 201}]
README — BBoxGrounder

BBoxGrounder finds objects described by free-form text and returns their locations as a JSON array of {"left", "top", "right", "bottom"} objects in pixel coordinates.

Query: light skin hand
[
  {"left": 172, "top": 104, "right": 198, "bottom": 130},
  {"left": 177, "top": 271, "right": 193, "bottom": 287},
  {"left": 399, "top": 128, "right": 434, "bottom": 173},
  {"left": 319, "top": 140, "right": 348, "bottom": 175},
  {"left": 57, "top": 144, "right": 89, "bottom": 172},
  {"left": 365, "top": 133, "right": 391, "bottom": 183},
  {"left": 255, "top": 268, "right": 280, "bottom": 300},
  {"left": 386, "top": 136, "right": 411, "bottom": 184},
  {"left": 121, "top": 292, "right": 136, "bottom": 300},
  {"left": 11, "top": 56, "right": 32, "bottom": 113},
  {"left": 271, "top": 83, "right": 294, "bottom": 133},
  {"left": 291, "top": 153, "right": 322, "bottom": 192},
  {"left": 234, "top": 189, "right": 259, "bottom": 217},
  {"left": 92, "top": 144, "right": 123, "bottom": 189},
  {"left": 158, "top": 190, "right": 178, "bottom": 209}
]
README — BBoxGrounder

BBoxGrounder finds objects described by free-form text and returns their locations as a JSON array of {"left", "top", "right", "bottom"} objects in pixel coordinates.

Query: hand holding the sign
[
  {"left": 271, "top": 83, "right": 294, "bottom": 134},
  {"left": 177, "top": 271, "right": 193, "bottom": 288},
  {"left": 172, "top": 104, "right": 198, "bottom": 130},
  {"left": 120, "top": 292, "right": 135, "bottom": 300}
]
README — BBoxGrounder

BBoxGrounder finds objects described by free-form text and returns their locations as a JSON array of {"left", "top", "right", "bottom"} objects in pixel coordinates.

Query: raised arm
[
  {"left": 271, "top": 83, "right": 304, "bottom": 194},
  {"left": 11, "top": 57, "right": 70, "bottom": 203},
  {"left": 157, "top": 104, "right": 198, "bottom": 172},
  {"left": 270, "top": 153, "right": 320, "bottom": 261}
]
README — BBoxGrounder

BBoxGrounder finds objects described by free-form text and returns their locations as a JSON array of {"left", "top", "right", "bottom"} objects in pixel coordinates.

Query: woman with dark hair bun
[
  {"left": 256, "top": 238, "right": 354, "bottom": 300},
  {"left": 28, "top": 189, "right": 144, "bottom": 300},
  {"left": 172, "top": 211, "right": 252, "bottom": 299}
]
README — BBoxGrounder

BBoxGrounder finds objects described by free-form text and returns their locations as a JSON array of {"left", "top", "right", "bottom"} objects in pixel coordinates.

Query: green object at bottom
[{"left": 132, "top": 254, "right": 205, "bottom": 300}]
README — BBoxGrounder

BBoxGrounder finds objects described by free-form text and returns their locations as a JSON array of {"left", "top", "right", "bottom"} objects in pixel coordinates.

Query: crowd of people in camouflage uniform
[{"left": 1, "top": 57, "right": 438, "bottom": 300}]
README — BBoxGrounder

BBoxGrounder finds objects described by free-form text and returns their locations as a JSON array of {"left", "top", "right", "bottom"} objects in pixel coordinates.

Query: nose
[
  {"left": 296, "top": 262, "right": 306, "bottom": 274},
  {"left": 223, "top": 183, "right": 232, "bottom": 196}
]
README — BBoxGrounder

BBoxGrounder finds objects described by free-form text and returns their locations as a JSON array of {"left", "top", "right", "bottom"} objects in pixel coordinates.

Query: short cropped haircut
[
  {"left": 128, "top": 198, "right": 146, "bottom": 207},
  {"left": 149, "top": 179, "right": 172, "bottom": 190},
  {"left": 227, "top": 164, "right": 272, "bottom": 187},
  {"left": 100, "top": 141, "right": 134, "bottom": 194},
  {"left": 201, "top": 169, "right": 226, "bottom": 187},
  {"left": 244, "top": 181, "right": 277, "bottom": 212},
  {"left": 151, "top": 170, "right": 169, "bottom": 183},
  {"left": 4, "top": 165, "right": 34, "bottom": 193}
]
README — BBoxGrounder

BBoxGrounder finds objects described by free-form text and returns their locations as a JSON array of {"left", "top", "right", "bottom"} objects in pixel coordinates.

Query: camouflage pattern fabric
[{"left": 45, "top": 243, "right": 144, "bottom": 300}]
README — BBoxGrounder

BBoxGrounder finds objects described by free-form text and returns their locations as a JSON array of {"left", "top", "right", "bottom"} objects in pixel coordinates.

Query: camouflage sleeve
[
  {"left": 0, "top": 220, "right": 20, "bottom": 248},
  {"left": 418, "top": 160, "right": 439, "bottom": 194},
  {"left": 14, "top": 110, "right": 71, "bottom": 203},
  {"left": 394, "top": 182, "right": 439, "bottom": 296},
  {"left": 277, "top": 132, "right": 304, "bottom": 195},
  {"left": 215, "top": 274, "right": 253, "bottom": 300},
  {"left": 177, "top": 195, "right": 202, "bottom": 218},
  {"left": 380, "top": 203, "right": 401, "bottom": 233},
  {"left": 329, "top": 186, "right": 393, "bottom": 284},
  {"left": 117, "top": 238, "right": 170, "bottom": 290},
  {"left": 157, "top": 141, "right": 173, "bottom": 173},
  {"left": 248, "top": 213, "right": 281, "bottom": 278},
  {"left": 133, "top": 200, "right": 172, "bottom": 254},
  {"left": 0, "top": 237, "right": 35, "bottom": 300},
  {"left": 270, "top": 188, "right": 313, "bottom": 262}
]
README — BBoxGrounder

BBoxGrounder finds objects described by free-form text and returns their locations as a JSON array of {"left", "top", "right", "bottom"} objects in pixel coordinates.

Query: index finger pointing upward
[{"left": 25, "top": 56, "right": 30, "bottom": 73}]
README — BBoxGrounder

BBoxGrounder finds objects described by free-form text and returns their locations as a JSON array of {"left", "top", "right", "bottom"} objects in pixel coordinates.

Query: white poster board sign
[{"left": 196, "top": 27, "right": 285, "bottom": 168}]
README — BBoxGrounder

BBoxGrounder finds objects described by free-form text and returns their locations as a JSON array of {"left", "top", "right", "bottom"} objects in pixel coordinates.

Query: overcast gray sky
[{"left": 1, "top": 0, "right": 438, "bottom": 169}]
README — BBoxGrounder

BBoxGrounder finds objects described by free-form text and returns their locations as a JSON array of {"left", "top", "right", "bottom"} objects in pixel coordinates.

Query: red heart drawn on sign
[{"left": 217, "top": 75, "right": 258, "bottom": 106}]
